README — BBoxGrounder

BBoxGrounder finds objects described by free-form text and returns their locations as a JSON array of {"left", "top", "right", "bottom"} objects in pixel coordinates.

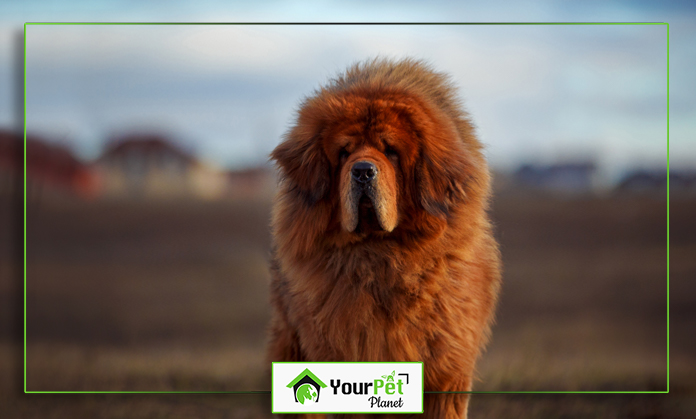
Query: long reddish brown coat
[{"left": 268, "top": 58, "right": 501, "bottom": 419}]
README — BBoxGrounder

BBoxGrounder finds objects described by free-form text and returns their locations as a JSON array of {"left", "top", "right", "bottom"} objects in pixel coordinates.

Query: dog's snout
[{"left": 351, "top": 161, "right": 377, "bottom": 184}]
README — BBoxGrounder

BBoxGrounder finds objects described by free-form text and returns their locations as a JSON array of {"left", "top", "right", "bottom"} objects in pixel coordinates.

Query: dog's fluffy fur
[{"left": 268, "top": 58, "right": 501, "bottom": 418}]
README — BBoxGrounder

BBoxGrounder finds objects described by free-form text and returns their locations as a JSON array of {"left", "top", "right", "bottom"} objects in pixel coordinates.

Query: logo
[
  {"left": 273, "top": 362, "right": 423, "bottom": 414},
  {"left": 286, "top": 368, "right": 328, "bottom": 404}
]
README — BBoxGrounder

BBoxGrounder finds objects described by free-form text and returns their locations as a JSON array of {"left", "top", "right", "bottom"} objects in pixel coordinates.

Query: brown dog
[{"left": 268, "top": 58, "right": 501, "bottom": 418}]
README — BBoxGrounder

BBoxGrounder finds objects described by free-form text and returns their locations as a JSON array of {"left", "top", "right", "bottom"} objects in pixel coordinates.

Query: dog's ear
[
  {"left": 271, "top": 124, "right": 330, "bottom": 206},
  {"left": 409, "top": 105, "right": 482, "bottom": 219},
  {"left": 416, "top": 141, "right": 471, "bottom": 218}
]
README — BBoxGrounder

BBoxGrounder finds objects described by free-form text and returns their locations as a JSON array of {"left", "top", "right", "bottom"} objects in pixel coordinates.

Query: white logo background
[{"left": 272, "top": 362, "right": 423, "bottom": 414}]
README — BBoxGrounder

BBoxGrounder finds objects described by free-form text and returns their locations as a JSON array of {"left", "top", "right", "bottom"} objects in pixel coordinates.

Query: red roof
[
  {"left": 100, "top": 134, "right": 195, "bottom": 164},
  {"left": 0, "top": 130, "right": 98, "bottom": 197}
]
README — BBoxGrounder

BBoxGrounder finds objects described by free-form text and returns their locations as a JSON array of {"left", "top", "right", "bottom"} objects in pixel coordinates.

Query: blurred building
[
  {"left": 0, "top": 129, "right": 98, "bottom": 199},
  {"left": 513, "top": 161, "right": 597, "bottom": 194},
  {"left": 96, "top": 134, "right": 229, "bottom": 200},
  {"left": 615, "top": 169, "right": 696, "bottom": 195}
]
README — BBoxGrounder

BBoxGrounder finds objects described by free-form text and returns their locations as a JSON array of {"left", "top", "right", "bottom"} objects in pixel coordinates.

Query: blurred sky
[{"left": 0, "top": 1, "right": 694, "bottom": 183}]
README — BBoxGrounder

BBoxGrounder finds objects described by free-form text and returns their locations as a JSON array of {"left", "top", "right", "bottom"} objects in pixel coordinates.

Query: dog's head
[{"left": 271, "top": 59, "right": 489, "bottom": 243}]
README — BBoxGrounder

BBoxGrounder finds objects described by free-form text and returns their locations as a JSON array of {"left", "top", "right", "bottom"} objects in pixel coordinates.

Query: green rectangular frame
[{"left": 23, "top": 21, "right": 670, "bottom": 395}]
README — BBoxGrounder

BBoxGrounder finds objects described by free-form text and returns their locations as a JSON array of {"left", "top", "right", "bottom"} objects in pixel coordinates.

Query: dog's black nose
[{"left": 351, "top": 161, "right": 377, "bottom": 184}]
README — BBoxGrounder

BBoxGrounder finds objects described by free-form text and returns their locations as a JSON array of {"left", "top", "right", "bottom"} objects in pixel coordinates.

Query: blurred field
[{"left": 1, "top": 191, "right": 695, "bottom": 417}]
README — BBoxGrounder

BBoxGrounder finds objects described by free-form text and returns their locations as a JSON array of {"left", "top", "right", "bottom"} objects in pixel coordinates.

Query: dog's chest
[{"left": 295, "top": 262, "right": 449, "bottom": 363}]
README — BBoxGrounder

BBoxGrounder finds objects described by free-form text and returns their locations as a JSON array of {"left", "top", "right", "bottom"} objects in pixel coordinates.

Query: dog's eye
[
  {"left": 339, "top": 148, "right": 349, "bottom": 160},
  {"left": 384, "top": 145, "right": 399, "bottom": 159}
]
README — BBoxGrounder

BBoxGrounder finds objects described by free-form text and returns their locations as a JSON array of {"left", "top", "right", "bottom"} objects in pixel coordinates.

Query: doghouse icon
[{"left": 286, "top": 368, "right": 328, "bottom": 404}]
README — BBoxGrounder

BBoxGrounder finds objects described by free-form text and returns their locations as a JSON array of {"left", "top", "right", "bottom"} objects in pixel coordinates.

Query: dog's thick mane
[{"left": 272, "top": 58, "right": 492, "bottom": 259}]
